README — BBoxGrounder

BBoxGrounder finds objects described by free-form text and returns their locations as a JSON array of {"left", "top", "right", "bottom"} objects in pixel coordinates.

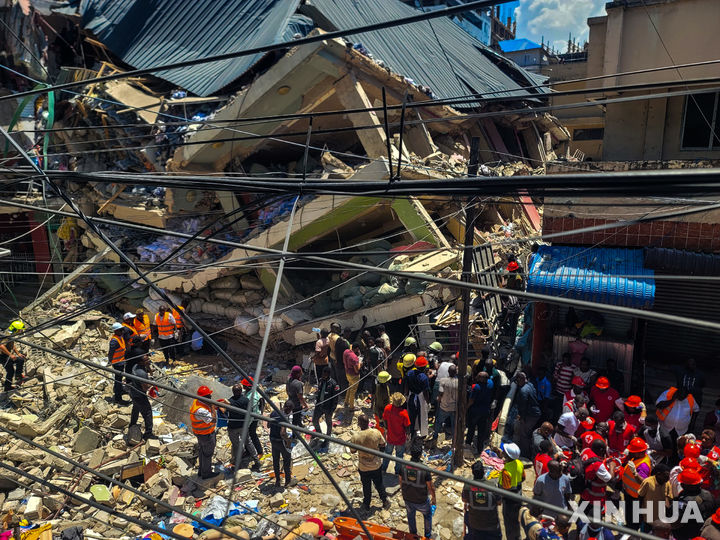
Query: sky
[{"left": 511, "top": 0, "right": 606, "bottom": 53}]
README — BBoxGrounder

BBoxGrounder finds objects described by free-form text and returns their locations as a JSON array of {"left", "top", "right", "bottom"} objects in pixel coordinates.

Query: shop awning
[{"left": 527, "top": 246, "right": 655, "bottom": 309}]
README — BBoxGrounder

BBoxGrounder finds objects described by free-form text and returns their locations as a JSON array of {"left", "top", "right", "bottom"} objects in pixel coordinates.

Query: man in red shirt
[
  {"left": 608, "top": 410, "right": 636, "bottom": 456},
  {"left": 589, "top": 376, "right": 620, "bottom": 422},
  {"left": 533, "top": 439, "right": 554, "bottom": 481},
  {"left": 382, "top": 392, "right": 411, "bottom": 473}
]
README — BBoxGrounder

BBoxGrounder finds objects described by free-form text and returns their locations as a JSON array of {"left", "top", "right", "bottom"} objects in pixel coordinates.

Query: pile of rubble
[{"left": 0, "top": 312, "right": 542, "bottom": 539}]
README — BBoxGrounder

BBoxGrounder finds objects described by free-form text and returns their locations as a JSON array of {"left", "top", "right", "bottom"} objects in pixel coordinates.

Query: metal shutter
[{"left": 644, "top": 277, "right": 720, "bottom": 363}]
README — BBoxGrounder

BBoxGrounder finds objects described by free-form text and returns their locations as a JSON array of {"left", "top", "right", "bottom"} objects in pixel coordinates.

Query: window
[
  {"left": 681, "top": 92, "right": 720, "bottom": 149},
  {"left": 572, "top": 128, "right": 604, "bottom": 141}
]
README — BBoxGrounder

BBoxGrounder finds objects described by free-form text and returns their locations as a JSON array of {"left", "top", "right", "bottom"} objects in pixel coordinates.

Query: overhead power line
[
  {"left": 4, "top": 195, "right": 720, "bottom": 339},
  {"left": 11, "top": 334, "right": 665, "bottom": 540}
]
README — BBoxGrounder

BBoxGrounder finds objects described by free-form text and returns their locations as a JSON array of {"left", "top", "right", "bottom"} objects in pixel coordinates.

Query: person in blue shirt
[
  {"left": 405, "top": 357, "right": 431, "bottom": 438},
  {"left": 533, "top": 365, "right": 553, "bottom": 421},
  {"left": 513, "top": 371, "right": 542, "bottom": 458},
  {"left": 466, "top": 371, "right": 495, "bottom": 453}
]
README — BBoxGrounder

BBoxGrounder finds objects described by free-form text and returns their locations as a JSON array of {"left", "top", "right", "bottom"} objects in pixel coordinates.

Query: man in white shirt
[
  {"left": 554, "top": 407, "right": 588, "bottom": 449},
  {"left": 656, "top": 386, "right": 699, "bottom": 436}
]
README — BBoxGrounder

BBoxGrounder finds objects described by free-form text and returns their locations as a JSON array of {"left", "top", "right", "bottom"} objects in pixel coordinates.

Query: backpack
[{"left": 567, "top": 456, "right": 601, "bottom": 494}]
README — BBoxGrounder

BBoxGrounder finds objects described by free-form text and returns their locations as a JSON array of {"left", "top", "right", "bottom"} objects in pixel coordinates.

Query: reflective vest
[
  {"left": 657, "top": 387, "right": 695, "bottom": 421},
  {"left": 622, "top": 455, "right": 652, "bottom": 499},
  {"left": 109, "top": 335, "right": 126, "bottom": 364},
  {"left": 155, "top": 313, "right": 174, "bottom": 337},
  {"left": 122, "top": 322, "right": 137, "bottom": 335},
  {"left": 189, "top": 399, "right": 215, "bottom": 435},
  {"left": 172, "top": 306, "right": 185, "bottom": 329},
  {"left": 134, "top": 314, "right": 151, "bottom": 341},
  {"left": 500, "top": 459, "right": 524, "bottom": 491}
]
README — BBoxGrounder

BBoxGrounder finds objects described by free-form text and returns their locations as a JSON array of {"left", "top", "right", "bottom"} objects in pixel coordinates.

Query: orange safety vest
[
  {"left": 189, "top": 399, "right": 215, "bottom": 435},
  {"left": 172, "top": 306, "right": 185, "bottom": 330},
  {"left": 109, "top": 335, "right": 126, "bottom": 364},
  {"left": 656, "top": 387, "right": 695, "bottom": 421},
  {"left": 122, "top": 322, "right": 137, "bottom": 337},
  {"left": 622, "top": 455, "right": 652, "bottom": 498},
  {"left": 155, "top": 312, "right": 175, "bottom": 337},
  {"left": 134, "top": 314, "right": 151, "bottom": 341}
]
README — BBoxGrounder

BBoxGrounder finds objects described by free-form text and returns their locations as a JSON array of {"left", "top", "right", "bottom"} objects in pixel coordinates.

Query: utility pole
[{"left": 453, "top": 136, "right": 480, "bottom": 469}]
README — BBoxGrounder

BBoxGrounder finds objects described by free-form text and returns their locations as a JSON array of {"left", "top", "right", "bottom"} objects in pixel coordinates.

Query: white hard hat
[
  {"left": 501, "top": 442, "right": 521, "bottom": 460},
  {"left": 123, "top": 312, "right": 135, "bottom": 320},
  {"left": 111, "top": 322, "right": 123, "bottom": 331}
]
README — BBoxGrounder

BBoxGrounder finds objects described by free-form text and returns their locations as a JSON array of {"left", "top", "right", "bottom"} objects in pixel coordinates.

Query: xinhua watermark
[{"left": 568, "top": 500, "right": 703, "bottom": 524}]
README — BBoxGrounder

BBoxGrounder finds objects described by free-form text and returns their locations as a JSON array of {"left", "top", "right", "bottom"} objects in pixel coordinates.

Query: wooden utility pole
[{"left": 453, "top": 136, "right": 480, "bottom": 469}]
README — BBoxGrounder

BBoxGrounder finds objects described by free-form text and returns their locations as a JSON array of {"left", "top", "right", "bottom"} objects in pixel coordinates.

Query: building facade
[{"left": 548, "top": 0, "right": 720, "bottom": 162}]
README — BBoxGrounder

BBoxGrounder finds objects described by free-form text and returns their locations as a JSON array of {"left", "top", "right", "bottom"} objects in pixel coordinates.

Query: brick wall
[{"left": 543, "top": 217, "right": 720, "bottom": 252}]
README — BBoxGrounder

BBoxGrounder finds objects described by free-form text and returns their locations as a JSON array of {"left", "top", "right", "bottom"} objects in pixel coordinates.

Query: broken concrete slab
[
  {"left": 73, "top": 426, "right": 101, "bottom": 454},
  {"left": 23, "top": 495, "right": 43, "bottom": 520}
]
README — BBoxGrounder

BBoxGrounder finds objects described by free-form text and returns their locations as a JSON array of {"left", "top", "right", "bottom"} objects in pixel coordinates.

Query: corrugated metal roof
[
  {"left": 77, "top": 0, "right": 301, "bottom": 96},
  {"left": 304, "top": 0, "right": 542, "bottom": 99},
  {"left": 527, "top": 245, "right": 655, "bottom": 309},
  {"left": 498, "top": 38, "right": 543, "bottom": 52},
  {"left": 643, "top": 247, "right": 720, "bottom": 276}
]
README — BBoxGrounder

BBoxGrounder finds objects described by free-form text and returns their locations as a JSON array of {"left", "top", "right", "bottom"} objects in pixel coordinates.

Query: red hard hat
[
  {"left": 197, "top": 385, "right": 212, "bottom": 397},
  {"left": 571, "top": 376, "right": 585, "bottom": 386},
  {"left": 680, "top": 457, "right": 700, "bottom": 471},
  {"left": 595, "top": 377, "right": 610, "bottom": 389},
  {"left": 580, "top": 417, "right": 595, "bottom": 430},
  {"left": 712, "top": 508, "right": 720, "bottom": 524},
  {"left": 678, "top": 469, "right": 703, "bottom": 486},
  {"left": 627, "top": 437, "right": 649, "bottom": 453},
  {"left": 684, "top": 443, "right": 702, "bottom": 459},
  {"left": 415, "top": 356, "right": 428, "bottom": 368},
  {"left": 624, "top": 395, "right": 642, "bottom": 408}
]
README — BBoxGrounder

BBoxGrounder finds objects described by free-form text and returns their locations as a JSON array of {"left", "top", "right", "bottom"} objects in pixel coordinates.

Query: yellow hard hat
[
  {"left": 402, "top": 353, "right": 416, "bottom": 367},
  {"left": 8, "top": 320, "right": 25, "bottom": 333},
  {"left": 376, "top": 371, "right": 391, "bottom": 384}
]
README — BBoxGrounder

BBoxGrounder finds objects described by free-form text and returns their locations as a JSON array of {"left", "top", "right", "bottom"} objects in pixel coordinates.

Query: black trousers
[
  {"left": 291, "top": 405, "right": 303, "bottom": 429},
  {"left": 112, "top": 361, "right": 128, "bottom": 399},
  {"left": 248, "top": 421, "right": 264, "bottom": 455},
  {"left": 158, "top": 337, "right": 176, "bottom": 362},
  {"left": 2, "top": 355, "right": 24, "bottom": 391},
  {"left": 334, "top": 361, "right": 348, "bottom": 393},
  {"left": 466, "top": 415, "right": 489, "bottom": 452},
  {"left": 197, "top": 432, "right": 216, "bottom": 479},
  {"left": 359, "top": 467, "right": 387, "bottom": 507},
  {"left": 129, "top": 392, "right": 153, "bottom": 435},
  {"left": 271, "top": 438, "right": 292, "bottom": 483},
  {"left": 312, "top": 407, "right": 335, "bottom": 440}
]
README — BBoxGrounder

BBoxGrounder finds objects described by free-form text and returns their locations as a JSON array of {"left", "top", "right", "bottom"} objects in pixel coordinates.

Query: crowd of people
[{"left": 91, "top": 304, "right": 720, "bottom": 540}]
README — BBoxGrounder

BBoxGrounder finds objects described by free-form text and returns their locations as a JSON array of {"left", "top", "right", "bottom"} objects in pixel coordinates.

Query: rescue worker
[
  {"left": 674, "top": 468, "right": 715, "bottom": 540},
  {"left": 497, "top": 442, "right": 524, "bottom": 540},
  {"left": 172, "top": 299, "right": 188, "bottom": 358},
  {"left": 373, "top": 371, "right": 391, "bottom": 437},
  {"left": 128, "top": 354, "right": 156, "bottom": 440},
  {"left": 133, "top": 308, "right": 152, "bottom": 353},
  {"left": 580, "top": 439, "right": 613, "bottom": 505},
  {"left": 462, "top": 460, "right": 502, "bottom": 540},
  {"left": 397, "top": 443, "right": 436, "bottom": 538},
  {"left": 154, "top": 305, "right": 177, "bottom": 365},
  {"left": 108, "top": 322, "right": 130, "bottom": 405},
  {"left": 121, "top": 312, "right": 142, "bottom": 372},
  {"left": 1, "top": 320, "right": 27, "bottom": 391},
  {"left": 406, "top": 356, "right": 431, "bottom": 439},
  {"left": 190, "top": 385, "right": 224, "bottom": 479},
  {"left": 621, "top": 437, "right": 652, "bottom": 529}
]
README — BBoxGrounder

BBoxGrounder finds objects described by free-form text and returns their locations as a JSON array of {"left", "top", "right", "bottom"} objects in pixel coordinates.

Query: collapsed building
[{"left": 1, "top": 0, "right": 569, "bottom": 359}]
